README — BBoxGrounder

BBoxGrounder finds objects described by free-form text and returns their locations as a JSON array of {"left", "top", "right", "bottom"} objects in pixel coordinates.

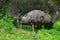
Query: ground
[{"left": 0, "top": 28, "right": 60, "bottom": 40}]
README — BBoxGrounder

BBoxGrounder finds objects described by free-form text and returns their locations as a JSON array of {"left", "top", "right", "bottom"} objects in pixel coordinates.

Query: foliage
[
  {"left": 0, "top": 29, "right": 60, "bottom": 40},
  {"left": 0, "top": 15, "right": 60, "bottom": 40},
  {"left": 0, "top": 15, "right": 14, "bottom": 33},
  {"left": 53, "top": 21, "right": 60, "bottom": 31},
  {"left": 0, "top": 0, "right": 60, "bottom": 40},
  {"left": 37, "top": 29, "right": 60, "bottom": 40},
  {"left": 1, "top": 0, "right": 59, "bottom": 16}
]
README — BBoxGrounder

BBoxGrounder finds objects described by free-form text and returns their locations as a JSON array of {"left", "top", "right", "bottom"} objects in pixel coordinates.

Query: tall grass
[{"left": 0, "top": 15, "right": 60, "bottom": 40}]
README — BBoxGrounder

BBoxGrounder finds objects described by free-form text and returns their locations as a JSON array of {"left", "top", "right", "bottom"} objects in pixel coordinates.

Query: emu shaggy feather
[
  {"left": 20, "top": 10, "right": 51, "bottom": 24},
  {"left": 18, "top": 10, "right": 53, "bottom": 31}
]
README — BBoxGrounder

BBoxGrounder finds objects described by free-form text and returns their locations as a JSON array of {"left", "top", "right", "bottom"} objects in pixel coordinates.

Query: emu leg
[
  {"left": 33, "top": 24, "right": 42, "bottom": 40},
  {"left": 44, "top": 22, "right": 53, "bottom": 29},
  {"left": 33, "top": 25, "right": 37, "bottom": 40}
]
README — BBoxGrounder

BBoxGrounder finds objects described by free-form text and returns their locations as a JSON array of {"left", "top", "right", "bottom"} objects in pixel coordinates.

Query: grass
[
  {"left": 0, "top": 16, "right": 60, "bottom": 40},
  {"left": 0, "top": 28, "right": 60, "bottom": 40}
]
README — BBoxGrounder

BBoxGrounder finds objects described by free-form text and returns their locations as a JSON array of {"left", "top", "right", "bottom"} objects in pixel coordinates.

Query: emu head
[
  {"left": 17, "top": 9, "right": 23, "bottom": 22},
  {"left": 18, "top": 14, "right": 22, "bottom": 21},
  {"left": 18, "top": 14, "right": 28, "bottom": 23}
]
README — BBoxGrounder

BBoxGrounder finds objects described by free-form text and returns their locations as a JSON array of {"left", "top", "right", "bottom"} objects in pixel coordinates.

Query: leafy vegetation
[
  {"left": 53, "top": 21, "right": 60, "bottom": 31},
  {"left": 0, "top": 15, "right": 14, "bottom": 33},
  {"left": 0, "top": 15, "right": 60, "bottom": 40},
  {"left": 0, "top": 0, "right": 60, "bottom": 40}
]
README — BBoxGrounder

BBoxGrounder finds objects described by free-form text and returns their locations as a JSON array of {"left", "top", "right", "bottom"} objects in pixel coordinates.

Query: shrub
[
  {"left": 53, "top": 21, "right": 60, "bottom": 31},
  {"left": 0, "top": 15, "right": 14, "bottom": 33}
]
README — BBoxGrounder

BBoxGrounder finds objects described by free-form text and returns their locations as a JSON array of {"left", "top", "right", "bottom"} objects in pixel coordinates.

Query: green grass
[
  {"left": 0, "top": 28, "right": 60, "bottom": 40},
  {"left": 0, "top": 15, "right": 60, "bottom": 40}
]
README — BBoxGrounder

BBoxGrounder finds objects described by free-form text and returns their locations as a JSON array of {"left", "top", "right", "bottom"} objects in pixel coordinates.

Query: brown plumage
[
  {"left": 17, "top": 9, "right": 59, "bottom": 40},
  {"left": 18, "top": 10, "right": 53, "bottom": 34},
  {"left": 18, "top": 10, "right": 51, "bottom": 24}
]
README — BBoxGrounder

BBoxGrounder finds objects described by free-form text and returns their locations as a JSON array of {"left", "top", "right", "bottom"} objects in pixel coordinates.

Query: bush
[
  {"left": 53, "top": 21, "right": 60, "bottom": 31},
  {"left": 0, "top": 15, "right": 14, "bottom": 33}
]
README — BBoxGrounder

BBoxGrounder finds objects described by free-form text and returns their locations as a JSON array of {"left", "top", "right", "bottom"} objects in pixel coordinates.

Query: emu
[
  {"left": 18, "top": 10, "right": 52, "bottom": 31},
  {"left": 17, "top": 9, "right": 59, "bottom": 40}
]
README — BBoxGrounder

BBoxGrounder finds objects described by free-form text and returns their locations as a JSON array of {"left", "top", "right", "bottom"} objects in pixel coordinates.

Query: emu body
[
  {"left": 19, "top": 10, "right": 51, "bottom": 24},
  {"left": 18, "top": 10, "right": 53, "bottom": 32}
]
